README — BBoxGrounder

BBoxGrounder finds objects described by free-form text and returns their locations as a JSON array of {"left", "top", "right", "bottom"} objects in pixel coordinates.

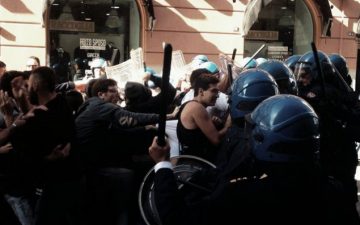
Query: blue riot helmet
[
  {"left": 191, "top": 55, "right": 209, "bottom": 68},
  {"left": 255, "top": 57, "right": 267, "bottom": 66},
  {"left": 145, "top": 67, "right": 157, "bottom": 76},
  {"left": 257, "top": 60, "right": 298, "bottom": 95},
  {"left": 90, "top": 57, "right": 107, "bottom": 78},
  {"left": 90, "top": 57, "right": 107, "bottom": 69},
  {"left": 145, "top": 67, "right": 160, "bottom": 88},
  {"left": 284, "top": 55, "right": 301, "bottom": 73},
  {"left": 294, "top": 51, "right": 337, "bottom": 85},
  {"left": 295, "top": 51, "right": 347, "bottom": 92},
  {"left": 240, "top": 57, "right": 257, "bottom": 69},
  {"left": 329, "top": 53, "right": 352, "bottom": 86},
  {"left": 198, "top": 61, "right": 219, "bottom": 74},
  {"left": 193, "top": 55, "right": 209, "bottom": 63},
  {"left": 230, "top": 68, "right": 279, "bottom": 120},
  {"left": 249, "top": 95, "right": 320, "bottom": 163}
]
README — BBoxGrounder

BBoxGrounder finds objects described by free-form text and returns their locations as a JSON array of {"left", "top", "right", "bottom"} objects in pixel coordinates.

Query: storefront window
[
  {"left": 48, "top": 0, "right": 140, "bottom": 81},
  {"left": 244, "top": 0, "right": 313, "bottom": 60}
]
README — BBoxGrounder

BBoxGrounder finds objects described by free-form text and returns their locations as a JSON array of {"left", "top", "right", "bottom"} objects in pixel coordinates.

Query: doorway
[
  {"left": 48, "top": 0, "right": 141, "bottom": 80},
  {"left": 244, "top": 0, "right": 313, "bottom": 60}
]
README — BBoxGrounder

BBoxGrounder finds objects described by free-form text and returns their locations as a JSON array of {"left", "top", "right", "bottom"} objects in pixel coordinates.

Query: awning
[
  {"left": 314, "top": 0, "right": 333, "bottom": 37},
  {"left": 241, "top": 0, "right": 273, "bottom": 36},
  {"left": 241, "top": 0, "right": 333, "bottom": 37}
]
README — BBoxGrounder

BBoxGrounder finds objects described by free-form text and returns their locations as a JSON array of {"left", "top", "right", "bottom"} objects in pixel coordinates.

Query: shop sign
[
  {"left": 80, "top": 38, "right": 106, "bottom": 50},
  {"left": 268, "top": 46, "right": 288, "bottom": 52},
  {"left": 267, "top": 46, "right": 289, "bottom": 61},
  {"left": 245, "top": 30, "right": 278, "bottom": 41},
  {"left": 49, "top": 20, "right": 95, "bottom": 32},
  {"left": 87, "top": 52, "right": 100, "bottom": 58}
]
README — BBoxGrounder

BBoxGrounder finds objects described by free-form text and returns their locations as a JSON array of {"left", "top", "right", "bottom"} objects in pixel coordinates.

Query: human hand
[
  {"left": 11, "top": 77, "right": 28, "bottom": 99},
  {"left": 0, "top": 143, "right": 12, "bottom": 154},
  {"left": 145, "top": 124, "right": 158, "bottom": 131},
  {"left": 45, "top": 142, "right": 71, "bottom": 161},
  {"left": 166, "top": 106, "right": 179, "bottom": 120},
  {"left": 0, "top": 91, "right": 15, "bottom": 116},
  {"left": 170, "top": 106, "right": 180, "bottom": 118},
  {"left": 12, "top": 105, "right": 48, "bottom": 128},
  {"left": 26, "top": 105, "right": 48, "bottom": 117},
  {"left": 142, "top": 72, "right": 151, "bottom": 82},
  {"left": 211, "top": 116, "right": 224, "bottom": 129},
  {"left": 148, "top": 136, "right": 170, "bottom": 163}
]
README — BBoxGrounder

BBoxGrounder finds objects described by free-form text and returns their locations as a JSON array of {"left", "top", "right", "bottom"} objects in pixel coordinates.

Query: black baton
[
  {"left": 311, "top": 42, "right": 326, "bottom": 98},
  {"left": 228, "top": 48, "right": 237, "bottom": 85},
  {"left": 157, "top": 43, "right": 172, "bottom": 146}
]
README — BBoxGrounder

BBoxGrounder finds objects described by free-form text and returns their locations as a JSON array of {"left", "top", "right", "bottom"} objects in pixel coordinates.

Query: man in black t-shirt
[{"left": 6, "top": 67, "right": 81, "bottom": 225}]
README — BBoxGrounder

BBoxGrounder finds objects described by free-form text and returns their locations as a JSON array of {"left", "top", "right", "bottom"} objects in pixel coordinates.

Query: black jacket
[
  {"left": 153, "top": 166, "right": 359, "bottom": 225},
  {"left": 75, "top": 97, "right": 160, "bottom": 169}
]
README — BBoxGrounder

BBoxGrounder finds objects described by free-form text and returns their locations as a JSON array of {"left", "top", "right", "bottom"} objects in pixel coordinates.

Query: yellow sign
[{"left": 49, "top": 20, "right": 95, "bottom": 33}]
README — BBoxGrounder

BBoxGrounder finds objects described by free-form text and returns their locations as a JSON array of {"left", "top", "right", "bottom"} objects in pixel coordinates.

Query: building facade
[{"left": 0, "top": 0, "right": 359, "bottom": 79}]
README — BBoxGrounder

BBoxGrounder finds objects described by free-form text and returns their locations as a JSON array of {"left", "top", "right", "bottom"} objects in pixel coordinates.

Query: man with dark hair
[
  {"left": 90, "top": 78, "right": 118, "bottom": 100},
  {"left": 75, "top": 78, "right": 178, "bottom": 169},
  {"left": 84, "top": 78, "right": 99, "bottom": 99},
  {"left": 75, "top": 78, "right": 176, "bottom": 225},
  {"left": 5, "top": 66, "right": 82, "bottom": 225},
  {"left": 177, "top": 73, "right": 230, "bottom": 162},
  {"left": 182, "top": 67, "right": 229, "bottom": 127},
  {"left": 124, "top": 69, "right": 177, "bottom": 114}
]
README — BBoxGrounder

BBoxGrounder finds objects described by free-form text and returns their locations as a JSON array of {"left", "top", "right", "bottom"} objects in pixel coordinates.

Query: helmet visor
[{"left": 294, "top": 62, "right": 312, "bottom": 81}]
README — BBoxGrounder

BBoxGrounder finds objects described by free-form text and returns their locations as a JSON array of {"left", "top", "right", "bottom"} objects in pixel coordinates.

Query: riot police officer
[
  {"left": 284, "top": 54, "right": 301, "bottom": 73},
  {"left": 295, "top": 50, "right": 360, "bottom": 208},
  {"left": 216, "top": 68, "right": 279, "bottom": 177},
  {"left": 329, "top": 53, "right": 353, "bottom": 87},
  {"left": 257, "top": 59, "right": 298, "bottom": 95},
  {"left": 148, "top": 95, "right": 359, "bottom": 225}
]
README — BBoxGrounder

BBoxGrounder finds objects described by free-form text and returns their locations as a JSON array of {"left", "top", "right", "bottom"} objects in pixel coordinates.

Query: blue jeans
[{"left": 4, "top": 193, "right": 34, "bottom": 225}]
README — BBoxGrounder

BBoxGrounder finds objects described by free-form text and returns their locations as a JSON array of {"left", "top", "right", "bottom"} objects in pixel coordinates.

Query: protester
[
  {"left": 75, "top": 78, "right": 177, "bottom": 225},
  {"left": 177, "top": 72, "right": 230, "bottom": 162},
  {"left": 1, "top": 66, "right": 82, "bottom": 225},
  {"left": 25, "top": 56, "right": 40, "bottom": 71}
]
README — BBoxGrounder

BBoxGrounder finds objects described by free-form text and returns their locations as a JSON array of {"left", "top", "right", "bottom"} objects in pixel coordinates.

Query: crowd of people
[{"left": 0, "top": 48, "right": 359, "bottom": 225}]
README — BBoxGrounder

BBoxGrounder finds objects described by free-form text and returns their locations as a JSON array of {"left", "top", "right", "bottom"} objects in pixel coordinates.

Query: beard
[{"left": 29, "top": 89, "right": 39, "bottom": 105}]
